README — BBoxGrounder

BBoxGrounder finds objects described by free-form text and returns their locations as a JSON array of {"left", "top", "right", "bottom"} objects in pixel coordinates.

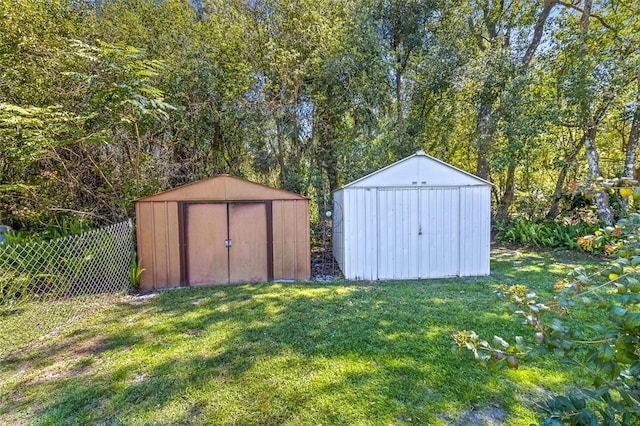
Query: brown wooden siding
[
  {"left": 137, "top": 201, "right": 180, "bottom": 291},
  {"left": 136, "top": 175, "right": 310, "bottom": 291},
  {"left": 272, "top": 199, "right": 310, "bottom": 280}
]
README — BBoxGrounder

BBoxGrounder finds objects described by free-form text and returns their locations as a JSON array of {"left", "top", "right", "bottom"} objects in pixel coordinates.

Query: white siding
[
  {"left": 343, "top": 188, "right": 378, "bottom": 280},
  {"left": 378, "top": 189, "right": 420, "bottom": 279},
  {"left": 420, "top": 188, "right": 460, "bottom": 278},
  {"left": 335, "top": 151, "right": 491, "bottom": 281},
  {"left": 332, "top": 189, "right": 345, "bottom": 273},
  {"left": 350, "top": 155, "right": 485, "bottom": 188},
  {"left": 459, "top": 186, "right": 491, "bottom": 276}
]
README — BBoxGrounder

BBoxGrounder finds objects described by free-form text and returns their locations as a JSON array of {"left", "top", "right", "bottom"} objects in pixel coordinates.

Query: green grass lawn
[{"left": 0, "top": 246, "right": 599, "bottom": 425}]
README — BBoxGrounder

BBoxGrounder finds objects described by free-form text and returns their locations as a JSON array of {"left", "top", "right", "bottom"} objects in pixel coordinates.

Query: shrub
[
  {"left": 495, "top": 219, "right": 611, "bottom": 253},
  {"left": 455, "top": 213, "right": 640, "bottom": 424}
]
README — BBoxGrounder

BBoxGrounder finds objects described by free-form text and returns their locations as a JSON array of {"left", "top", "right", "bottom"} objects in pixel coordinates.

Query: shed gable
[
  {"left": 346, "top": 152, "right": 489, "bottom": 188},
  {"left": 137, "top": 175, "right": 306, "bottom": 202}
]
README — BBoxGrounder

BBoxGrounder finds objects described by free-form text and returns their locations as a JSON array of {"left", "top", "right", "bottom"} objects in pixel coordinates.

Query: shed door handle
[{"left": 225, "top": 239, "right": 232, "bottom": 248}]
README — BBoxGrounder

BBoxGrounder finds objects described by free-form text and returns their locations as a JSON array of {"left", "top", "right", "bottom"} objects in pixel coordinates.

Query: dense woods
[{"left": 2, "top": 0, "right": 640, "bottom": 233}]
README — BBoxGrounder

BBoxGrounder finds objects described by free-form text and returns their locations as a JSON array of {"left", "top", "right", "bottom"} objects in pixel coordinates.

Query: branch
[
  {"left": 573, "top": 267, "right": 640, "bottom": 298},
  {"left": 593, "top": 91, "right": 615, "bottom": 124},
  {"left": 468, "top": 16, "right": 488, "bottom": 52},
  {"left": 47, "top": 207, "right": 103, "bottom": 218},
  {"left": 522, "top": 0, "right": 559, "bottom": 67},
  {"left": 557, "top": 1, "right": 615, "bottom": 31}
]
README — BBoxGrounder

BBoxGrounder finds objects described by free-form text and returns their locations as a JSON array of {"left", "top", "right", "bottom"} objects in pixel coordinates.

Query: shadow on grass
[{"left": 0, "top": 251, "right": 585, "bottom": 425}]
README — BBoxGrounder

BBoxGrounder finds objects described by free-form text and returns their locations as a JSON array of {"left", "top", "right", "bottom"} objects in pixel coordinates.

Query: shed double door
[
  {"left": 377, "top": 188, "right": 460, "bottom": 279},
  {"left": 186, "top": 202, "right": 268, "bottom": 285}
]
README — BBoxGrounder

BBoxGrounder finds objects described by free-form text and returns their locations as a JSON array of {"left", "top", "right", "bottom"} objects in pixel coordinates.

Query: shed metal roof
[
  {"left": 337, "top": 150, "right": 492, "bottom": 190},
  {"left": 136, "top": 175, "right": 308, "bottom": 202}
]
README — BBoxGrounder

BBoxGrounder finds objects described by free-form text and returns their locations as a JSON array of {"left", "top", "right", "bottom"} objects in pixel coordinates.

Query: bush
[
  {"left": 495, "top": 219, "right": 610, "bottom": 253},
  {"left": 4, "top": 218, "right": 91, "bottom": 244},
  {"left": 455, "top": 213, "right": 640, "bottom": 424}
]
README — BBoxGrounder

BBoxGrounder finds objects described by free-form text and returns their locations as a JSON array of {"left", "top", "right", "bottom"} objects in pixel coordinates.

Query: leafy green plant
[
  {"left": 0, "top": 269, "right": 33, "bottom": 309},
  {"left": 5, "top": 218, "right": 91, "bottom": 244},
  {"left": 455, "top": 213, "right": 640, "bottom": 424},
  {"left": 495, "top": 219, "right": 608, "bottom": 253},
  {"left": 129, "top": 252, "right": 144, "bottom": 291}
]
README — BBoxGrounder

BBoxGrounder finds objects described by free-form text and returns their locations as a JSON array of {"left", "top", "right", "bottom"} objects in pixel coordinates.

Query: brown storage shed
[{"left": 136, "top": 175, "right": 310, "bottom": 292}]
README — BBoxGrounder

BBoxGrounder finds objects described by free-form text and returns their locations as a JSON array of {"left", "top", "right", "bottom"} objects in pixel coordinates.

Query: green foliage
[
  {"left": 495, "top": 219, "right": 602, "bottom": 252},
  {"left": 5, "top": 218, "right": 90, "bottom": 244},
  {"left": 455, "top": 213, "right": 640, "bottom": 424},
  {"left": 2, "top": 219, "right": 94, "bottom": 307},
  {"left": 1, "top": 0, "right": 640, "bottom": 246},
  {"left": 129, "top": 252, "right": 144, "bottom": 291}
]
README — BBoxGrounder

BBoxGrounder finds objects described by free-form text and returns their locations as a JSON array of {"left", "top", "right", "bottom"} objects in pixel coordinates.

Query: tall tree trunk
[
  {"left": 476, "top": 100, "right": 493, "bottom": 180},
  {"left": 316, "top": 109, "right": 339, "bottom": 192},
  {"left": 275, "top": 116, "right": 288, "bottom": 189},
  {"left": 521, "top": 0, "right": 558, "bottom": 68},
  {"left": 496, "top": 163, "right": 516, "bottom": 221},
  {"left": 472, "top": 1, "right": 557, "bottom": 181},
  {"left": 395, "top": 57, "right": 403, "bottom": 129},
  {"left": 577, "top": 0, "right": 613, "bottom": 225},
  {"left": 585, "top": 123, "right": 614, "bottom": 225},
  {"left": 624, "top": 58, "right": 640, "bottom": 180},
  {"left": 546, "top": 136, "right": 583, "bottom": 220}
]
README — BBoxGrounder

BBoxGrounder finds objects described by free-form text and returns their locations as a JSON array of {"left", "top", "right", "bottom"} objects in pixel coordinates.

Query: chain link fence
[
  {"left": 0, "top": 220, "right": 134, "bottom": 358},
  {"left": 312, "top": 201, "right": 343, "bottom": 281}
]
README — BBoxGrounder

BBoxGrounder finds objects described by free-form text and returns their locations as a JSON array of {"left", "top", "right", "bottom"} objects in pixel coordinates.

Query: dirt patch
[
  {"left": 438, "top": 403, "right": 507, "bottom": 425},
  {"left": 8, "top": 333, "right": 107, "bottom": 392},
  {"left": 70, "top": 333, "right": 108, "bottom": 358},
  {"left": 123, "top": 293, "right": 157, "bottom": 306}
]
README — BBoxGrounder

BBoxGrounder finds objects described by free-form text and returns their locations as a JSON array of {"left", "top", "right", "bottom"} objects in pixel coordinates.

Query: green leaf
[
  {"left": 493, "top": 335, "right": 509, "bottom": 348},
  {"left": 623, "top": 313, "right": 640, "bottom": 331}
]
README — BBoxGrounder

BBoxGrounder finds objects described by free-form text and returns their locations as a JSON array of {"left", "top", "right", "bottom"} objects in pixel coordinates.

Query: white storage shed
[{"left": 332, "top": 150, "right": 491, "bottom": 280}]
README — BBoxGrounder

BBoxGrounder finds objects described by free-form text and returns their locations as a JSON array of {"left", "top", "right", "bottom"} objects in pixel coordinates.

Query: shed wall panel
[
  {"left": 420, "top": 188, "right": 459, "bottom": 278},
  {"left": 332, "top": 190, "right": 345, "bottom": 274},
  {"left": 271, "top": 199, "right": 310, "bottom": 281},
  {"left": 459, "top": 187, "right": 491, "bottom": 276},
  {"left": 343, "top": 190, "right": 354, "bottom": 279},
  {"left": 137, "top": 202, "right": 155, "bottom": 292},
  {"left": 273, "top": 200, "right": 295, "bottom": 279},
  {"left": 137, "top": 201, "right": 180, "bottom": 290},
  {"left": 166, "top": 203, "right": 181, "bottom": 286},
  {"left": 272, "top": 200, "right": 285, "bottom": 279},
  {"left": 343, "top": 188, "right": 377, "bottom": 280},
  {"left": 186, "top": 203, "right": 229, "bottom": 285},
  {"left": 378, "top": 189, "right": 420, "bottom": 279},
  {"left": 229, "top": 202, "right": 268, "bottom": 283},
  {"left": 295, "top": 200, "right": 311, "bottom": 279},
  {"left": 151, "top": 202, "right": 169, "bottom": 288}
]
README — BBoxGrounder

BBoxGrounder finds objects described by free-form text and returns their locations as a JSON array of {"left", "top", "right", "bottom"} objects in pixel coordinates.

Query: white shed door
[
  {"left": 419, "top": 188, "right": 460, "bottom": 278},
  {"left": 377, "top": 188, "right": 459, "bottom": 279},
  {"left": 378, "top": 189, "right": 421, "bottom": 279}
]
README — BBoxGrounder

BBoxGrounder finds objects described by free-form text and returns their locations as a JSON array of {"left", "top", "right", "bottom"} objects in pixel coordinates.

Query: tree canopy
[{"left": 1, "top": 0, "right": 640, "bottom": 231}]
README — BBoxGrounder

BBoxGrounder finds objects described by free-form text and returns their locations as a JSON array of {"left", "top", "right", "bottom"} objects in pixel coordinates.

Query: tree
[{"left": 465, "top": 0, "right": 558, "bottom": 182}]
